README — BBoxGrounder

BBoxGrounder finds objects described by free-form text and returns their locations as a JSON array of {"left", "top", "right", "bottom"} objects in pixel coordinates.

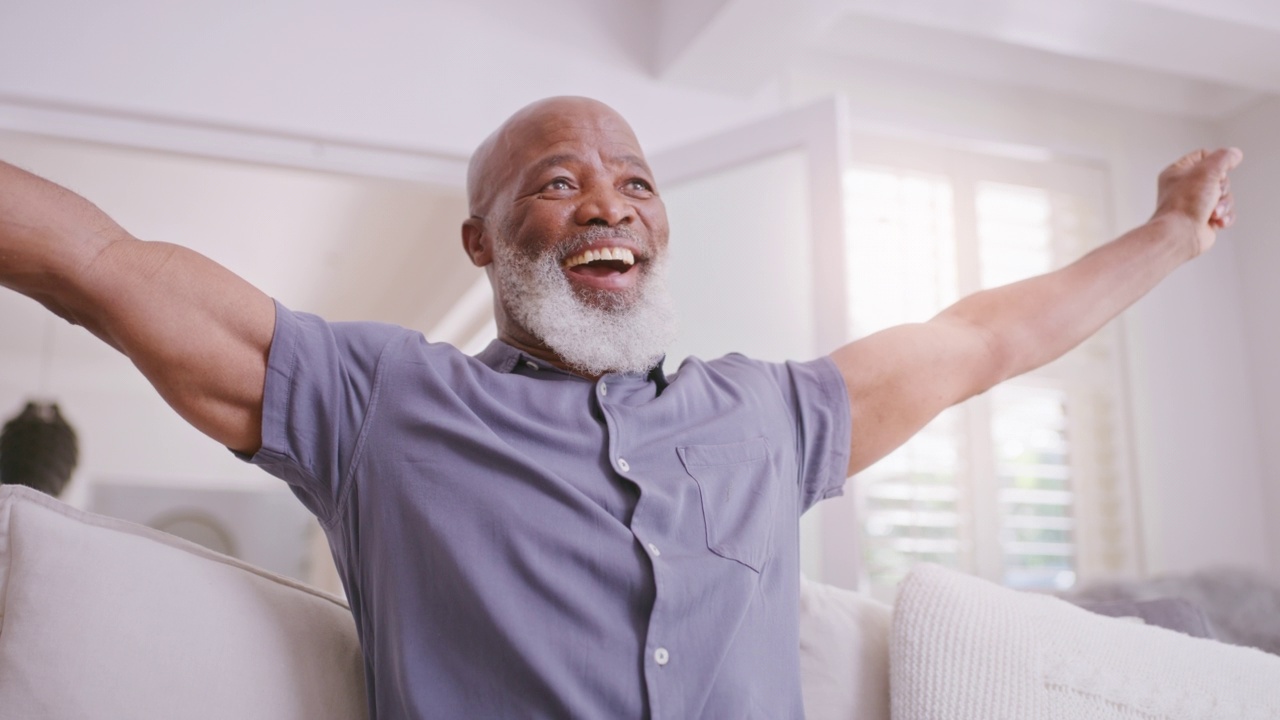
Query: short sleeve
[
  {"left": 767, "top": 356, "right": 853, "bottom": 512},
  {"left": 239, "top": 301, "right": 407, "bottom": 524}
]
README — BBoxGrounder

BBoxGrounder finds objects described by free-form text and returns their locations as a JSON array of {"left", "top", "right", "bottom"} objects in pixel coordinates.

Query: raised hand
[{"left": 1153, "top": 147, "right": 1243, "bottom": 257}]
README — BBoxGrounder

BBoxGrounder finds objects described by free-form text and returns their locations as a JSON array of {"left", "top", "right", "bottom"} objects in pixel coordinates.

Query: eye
[
  {"left": 624, "top": 178, "right": 654, "bottom": 194},
  {"left": 543, "top": 177, "right": 574, "bottom": 192}
]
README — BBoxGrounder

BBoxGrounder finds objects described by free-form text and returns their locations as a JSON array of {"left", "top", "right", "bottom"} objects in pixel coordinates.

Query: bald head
[{"left": 466, "top": 96, "right": 645, "bottom": 219}]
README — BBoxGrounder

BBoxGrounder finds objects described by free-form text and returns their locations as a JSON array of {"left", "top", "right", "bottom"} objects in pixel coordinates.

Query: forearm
[
  {"left": 835, "top": 148, "right": 1237, "bottom": 475},
  {"left": 0, "top": 159, "right": 130, "bottom": 328},
  {"left": 936, "top": 213, "right": 1197, "bottom": 384}
]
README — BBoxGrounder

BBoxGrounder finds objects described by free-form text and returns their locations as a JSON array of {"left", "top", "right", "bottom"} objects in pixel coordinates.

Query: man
[{"left": 0, "top": 96, "right": 1239, "bottom": 718}]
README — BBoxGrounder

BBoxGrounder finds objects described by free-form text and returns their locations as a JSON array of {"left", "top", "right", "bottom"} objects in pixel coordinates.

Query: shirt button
[
  {"left": 599, "top": 382, "right": 608, "bottom": 396},
  {"left": 617, "top": 458, "right": 630, "bottom": 472},
  {"left": 524, "top": 360, "right": 539, "bottom": 371},
  {"left": 647, "top": 542, "right": 661, "bottom": 557},
  {"left": 654, "top": 647, "right": 670, "bottom": 666}
]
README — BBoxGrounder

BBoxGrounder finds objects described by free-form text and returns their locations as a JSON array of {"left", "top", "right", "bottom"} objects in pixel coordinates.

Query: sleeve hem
[{"left": 814, "top": 355, "right": 853, "bottom": 495}]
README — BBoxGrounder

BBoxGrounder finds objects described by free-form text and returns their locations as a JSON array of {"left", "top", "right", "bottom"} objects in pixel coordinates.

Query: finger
[
  {"left": 1208, "top": 147, "right": 1244, "bottom": 176},
  {"left": 1212, "top": 193, "right": 1234, "bottom": 220},
  {"left": 1211, "top": 194, "right": 1236, "bottom": 228}
]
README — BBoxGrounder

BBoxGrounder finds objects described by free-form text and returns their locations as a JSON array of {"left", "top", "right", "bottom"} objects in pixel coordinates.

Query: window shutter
[{"left": 843, "top": 138, "right": 1139, "bottom": 599}]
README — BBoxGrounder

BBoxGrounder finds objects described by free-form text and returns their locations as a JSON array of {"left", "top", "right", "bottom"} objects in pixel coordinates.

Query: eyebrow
[
  {"left": 612, "top": 154, "right": 652, "bottom": 174},
  {"left": 524, "top": 152, "right": 653, "bottom": 180}
]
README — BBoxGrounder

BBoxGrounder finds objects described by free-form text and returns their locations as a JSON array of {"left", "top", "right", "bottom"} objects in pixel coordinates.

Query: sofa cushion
[
  {"left": 799, "top": 576, "right": 892, "bottom": 720},
  {"left": 0, "top": 484, "right": 367, "bottom": 720},
  {"left": 891, "top": 563, "right": 1280, "bottom": 720},
  {"left": 1076, "top": 597, "right": 1215, "bottom": 638}
]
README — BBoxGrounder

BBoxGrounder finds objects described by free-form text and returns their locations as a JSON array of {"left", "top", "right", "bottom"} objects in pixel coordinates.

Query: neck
[{"left": 497, "top": 327, "right": 603, "bottom": 380}]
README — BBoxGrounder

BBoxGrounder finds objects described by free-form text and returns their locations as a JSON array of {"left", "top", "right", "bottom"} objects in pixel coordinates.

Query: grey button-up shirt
[{"left": 246, "top": 302, "right": 851, "bottom": 719}]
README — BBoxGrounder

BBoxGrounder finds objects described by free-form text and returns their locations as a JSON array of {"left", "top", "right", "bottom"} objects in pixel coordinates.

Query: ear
[{"left": 461, "top": 217, "right": 493, "bottom": 267}]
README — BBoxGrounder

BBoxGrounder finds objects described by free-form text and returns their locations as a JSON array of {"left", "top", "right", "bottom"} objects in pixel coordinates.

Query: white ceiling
[
  {"left": 3, "top": 0, "right": 1276, "bottom": 164},
  {"left": 654, "top": 0, "right": 1280, "bottom": 121}
]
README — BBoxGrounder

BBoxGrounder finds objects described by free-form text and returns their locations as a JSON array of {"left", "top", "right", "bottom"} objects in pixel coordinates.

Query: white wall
[
  {"left": 788, "top": 56, "right": 1272, "bottom": 577},
  {"left": 663, "top": 151, "right": 815, "bottom": 367},
  {"left": 1218, "top": 97, "right": 1280, "bottom": 578}
]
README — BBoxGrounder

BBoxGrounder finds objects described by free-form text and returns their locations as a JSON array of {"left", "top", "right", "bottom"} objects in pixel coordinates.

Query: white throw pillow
[
  {"left": 891, "top": 563, "right": 1280, "bottom": 720},
  {"left": 0, "top": 484, "right": 367, "bottom": 720},
  {"left": 799, "top": 575, "right": 892, "bottom": 720}
]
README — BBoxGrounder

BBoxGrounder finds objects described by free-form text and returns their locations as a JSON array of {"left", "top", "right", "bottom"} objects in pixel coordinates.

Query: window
[{"left": 844, "top": 136, "right": 1141, "bottom": 600}]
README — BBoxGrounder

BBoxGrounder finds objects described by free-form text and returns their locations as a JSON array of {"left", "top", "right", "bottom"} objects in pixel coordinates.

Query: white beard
[{"left": 491, "top": 229, "right": 678, "bottom": 377}]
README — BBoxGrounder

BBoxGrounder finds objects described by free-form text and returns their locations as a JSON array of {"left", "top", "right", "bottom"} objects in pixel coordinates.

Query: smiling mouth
[{"left": 562, "top": 246, "right": 638, "bottom": 279}]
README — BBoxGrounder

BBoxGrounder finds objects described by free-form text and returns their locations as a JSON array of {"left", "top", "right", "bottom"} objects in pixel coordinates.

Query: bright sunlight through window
[{"left": 844, "top": 139, "right": 1140, "bottom": 600}]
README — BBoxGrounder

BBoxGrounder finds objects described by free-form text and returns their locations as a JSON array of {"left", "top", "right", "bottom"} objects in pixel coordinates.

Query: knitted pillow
[{"left": 891, "top": 563, "right": 1280, "bottom": 720}]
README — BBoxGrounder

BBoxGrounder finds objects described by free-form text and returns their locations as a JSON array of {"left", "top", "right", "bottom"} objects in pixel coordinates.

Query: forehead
[{"left": 507, "top": 107, "right": 648, "bottom": 172}]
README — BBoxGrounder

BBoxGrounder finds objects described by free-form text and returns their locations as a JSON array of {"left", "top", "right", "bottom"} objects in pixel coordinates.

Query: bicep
[
  {"left": 830, "top": 318, "right": 1003, "bottom": 476},
  {"left": 76, "top": 238, "right": 274, "bottom": 453}
]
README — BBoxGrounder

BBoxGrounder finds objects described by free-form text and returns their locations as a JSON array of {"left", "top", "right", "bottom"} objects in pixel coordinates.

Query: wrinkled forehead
[
  {"left": 512, "top": 105, "right": 642, "bottom": 154},
  {"left": 510, "top": 115, "right": 648, "bottom": 181}
]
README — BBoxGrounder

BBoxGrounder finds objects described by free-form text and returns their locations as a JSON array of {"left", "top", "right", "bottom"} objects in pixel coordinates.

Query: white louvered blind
[{"left": 843, "top": 136, "right": 1141, "bottom": 600}]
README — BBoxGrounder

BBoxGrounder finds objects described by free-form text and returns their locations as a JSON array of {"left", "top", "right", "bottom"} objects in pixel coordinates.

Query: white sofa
[
  {"left": 0, "top": 484, "right": 367, "bottom": 720},
  {"left": 0, "top": 484, "right": 894, "bottom": 720},
  {"left": 3, "top": 484, "right": 1278, "bottom": 720}
]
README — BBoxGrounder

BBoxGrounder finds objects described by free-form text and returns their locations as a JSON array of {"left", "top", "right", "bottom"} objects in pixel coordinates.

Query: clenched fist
[{"left": 1153, "top": 147, "right": 1243, "bottom": 257}]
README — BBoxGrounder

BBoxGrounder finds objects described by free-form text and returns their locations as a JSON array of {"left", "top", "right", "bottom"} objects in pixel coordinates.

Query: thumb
[{"left": 1207, "top": 147, "right": 1244, "bottom": 177}]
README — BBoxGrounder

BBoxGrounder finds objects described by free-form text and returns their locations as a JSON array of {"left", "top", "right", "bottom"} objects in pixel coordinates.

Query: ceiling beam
[
  {"left": 839, "top": 0, "right": 1280, "bottom": 94},
  {"left": 1125, "top": 0, "right": 1280, "bottom": 33},
  {"left": 811, "top": 12, "right": 1262, "bottom": 120}
]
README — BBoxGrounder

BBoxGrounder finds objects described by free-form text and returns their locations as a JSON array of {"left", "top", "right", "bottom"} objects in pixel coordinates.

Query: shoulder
[
  {"left": 675, "top": 352, "right": 772, "bottom": 377},
  {"left": 276, "top": 304, "right": 441, "bottom": 354},
  {"left": 669, "top": 353, "right": 794, "bottom": 409},
  {"left": 673, "top": 352, "right": 848, "bottom": 426},
  {"left": 678, "top": 352, "right": 842, "bottom": 390},
  {"left": 272, "top": 303, "right": 478, "bottom": 377}
]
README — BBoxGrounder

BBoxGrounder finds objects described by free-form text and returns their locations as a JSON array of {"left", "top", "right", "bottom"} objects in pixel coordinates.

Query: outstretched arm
[
  {"left": 0, "top": 160, "right": 275, "bottom": 453},
  {"left": 832, "top": 147, "right": 1242, "bottom": 476}
]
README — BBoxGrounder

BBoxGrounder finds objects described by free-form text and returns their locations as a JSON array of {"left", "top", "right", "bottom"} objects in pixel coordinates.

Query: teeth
[{"left": 564, "top": 247, "right": 636, "bottom": 268}]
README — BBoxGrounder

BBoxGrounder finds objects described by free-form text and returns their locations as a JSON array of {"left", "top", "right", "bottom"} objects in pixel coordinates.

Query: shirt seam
[
  {"left": 677, "top": 437, "right": 770, "bottom": 468},
  {"left": 247, "top": 306, "right": 330, "bottom": 521},
  {"left": 276, "top": 311, "right": 334, "bottom": 522},
  {"left": 327, "top": 331, "right": 407, "bottom": 527},
  {"left": 773, "top": 363, "right": 807, "bottom": 497},
  {"left": 275, "top": 313, "right": 342, "bottom": 526}
]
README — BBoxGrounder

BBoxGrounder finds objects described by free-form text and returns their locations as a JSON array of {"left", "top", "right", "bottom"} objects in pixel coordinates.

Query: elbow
[{"left": 956, "top": 319, "right": 1022, "bottom": 401}]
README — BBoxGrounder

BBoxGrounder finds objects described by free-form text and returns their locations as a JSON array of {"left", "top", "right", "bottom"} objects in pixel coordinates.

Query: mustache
[{"left": 551, "top": 225, "right": 653, "bottom": 259}]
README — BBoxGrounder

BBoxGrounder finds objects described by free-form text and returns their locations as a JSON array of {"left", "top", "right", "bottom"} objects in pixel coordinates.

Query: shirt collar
[{"left": 474, "top": 339, "right": 669, "bottom": 390}]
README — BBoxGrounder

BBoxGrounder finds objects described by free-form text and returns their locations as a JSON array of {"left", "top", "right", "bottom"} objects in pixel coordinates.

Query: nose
[{"left": 574, "top": 183, "right": 635, "bottom": 227}]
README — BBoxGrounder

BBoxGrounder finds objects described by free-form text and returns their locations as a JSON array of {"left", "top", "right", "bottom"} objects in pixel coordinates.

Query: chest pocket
[{"left": 678, "top": 438, "right": 775, "bottom": 572}]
